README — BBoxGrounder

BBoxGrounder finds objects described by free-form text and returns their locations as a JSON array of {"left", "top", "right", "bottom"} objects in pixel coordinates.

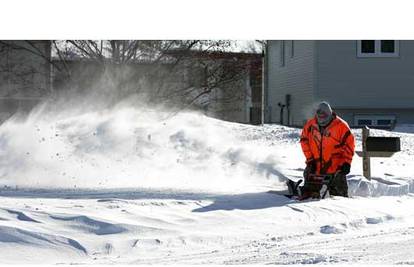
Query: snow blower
[{"left": 287, "top": 173, "right": 337, "bottom": 200}]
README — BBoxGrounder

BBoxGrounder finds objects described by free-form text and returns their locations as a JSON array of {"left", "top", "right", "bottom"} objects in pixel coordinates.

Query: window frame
[{"left": 357, "top": 40, "right": 399, "bottom": 58}]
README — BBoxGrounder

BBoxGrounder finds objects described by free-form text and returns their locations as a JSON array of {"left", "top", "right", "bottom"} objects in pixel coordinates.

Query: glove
[
  {"left": 338, "top": 163, "right": 351, "bottom": 175},
  {"left": 303, "top": 160, "right": 316, "bottom": 179}
]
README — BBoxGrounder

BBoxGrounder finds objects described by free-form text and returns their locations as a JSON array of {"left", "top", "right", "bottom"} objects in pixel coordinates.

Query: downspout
[
  {"left": 261, "top": 41, "right": 269, "bottom": 124},
  {"left": 278, "top": 102, "right": 286, "bottom": 125},
  {"left": 286, "top": 94, "right": 291, "bottom": 126}
]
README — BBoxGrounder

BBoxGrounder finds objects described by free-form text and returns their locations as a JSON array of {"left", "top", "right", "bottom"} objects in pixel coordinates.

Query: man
[{"left": 299, "top": 101, "right": 355, "bottom": 197}]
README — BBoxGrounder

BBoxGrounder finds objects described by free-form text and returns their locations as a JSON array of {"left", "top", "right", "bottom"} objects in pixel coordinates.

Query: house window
[
  {"left": 378, "top": 119, "right": 392, "bottom": 126},
  {"left": 361, "top": 40, "right": 375, "bottom": 53},
  {"left": 381, "top": 41, "right": 395, "bottom": 53},
  {"left": 357, "top": 119, "right": 372, "bottom": 126},
  {"left": 357, "top": 40, "right": 399, "bottom": 57},
  {"left": 354, "top": 115, "right": 396, "bottom": 128}
]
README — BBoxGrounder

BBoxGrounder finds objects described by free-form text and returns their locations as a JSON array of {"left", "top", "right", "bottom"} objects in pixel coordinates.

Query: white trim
[{"left": 357, "top": 40, "right": 399, "bottom": 58}]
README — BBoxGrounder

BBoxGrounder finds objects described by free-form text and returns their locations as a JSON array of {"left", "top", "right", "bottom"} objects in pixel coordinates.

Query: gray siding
[
  {"left": 266, "top": 40, "right": 316, "bottom": 126},
  {"left": 316, "top": 40, "right": 414, "bottom": 109}
]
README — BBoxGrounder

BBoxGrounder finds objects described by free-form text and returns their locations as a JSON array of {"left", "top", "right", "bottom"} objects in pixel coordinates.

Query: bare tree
[{"left": 0, "top": 40, "right": 262, "bottom": 117}]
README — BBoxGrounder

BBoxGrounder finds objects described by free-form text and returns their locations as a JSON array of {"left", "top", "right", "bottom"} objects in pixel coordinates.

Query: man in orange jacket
[{"left": 300, "top": 101, "right": 355, "bottom": 197}]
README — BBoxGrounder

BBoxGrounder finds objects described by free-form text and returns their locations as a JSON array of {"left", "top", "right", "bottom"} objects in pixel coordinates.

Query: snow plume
[{"left": 0, "top": 96, "right": 283, "bottom": 193}]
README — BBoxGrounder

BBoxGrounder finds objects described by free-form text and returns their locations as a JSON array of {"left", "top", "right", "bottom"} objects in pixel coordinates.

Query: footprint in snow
[
  {"left": 366, "top": 215, "right": 394, "bottom": 224},
  {"left": 320, "top": 225, "right": 346, "bottom": 234}
]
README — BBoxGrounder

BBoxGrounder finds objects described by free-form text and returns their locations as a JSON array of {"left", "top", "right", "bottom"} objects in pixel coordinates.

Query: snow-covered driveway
[{"left": 0, "top": 189, "right": 414, "bottom": 264}]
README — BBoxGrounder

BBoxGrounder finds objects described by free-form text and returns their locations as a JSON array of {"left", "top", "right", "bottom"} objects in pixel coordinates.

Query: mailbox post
[
  {"left": 356, "top": 126, "right": 401, "bottom": 180},
  {"left": 362, "top": 126, "right": 371, "bottom": 179}
]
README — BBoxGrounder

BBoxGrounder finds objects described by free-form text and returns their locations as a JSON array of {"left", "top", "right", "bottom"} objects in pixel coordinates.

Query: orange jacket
[{"left": 300, "top": 114, "right": 355, "bottom": 175}]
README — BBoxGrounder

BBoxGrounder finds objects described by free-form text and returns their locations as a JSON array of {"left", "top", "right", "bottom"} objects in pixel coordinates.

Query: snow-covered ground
[{"left": 0, "top": 103, "right": 413, "bottom": 264}]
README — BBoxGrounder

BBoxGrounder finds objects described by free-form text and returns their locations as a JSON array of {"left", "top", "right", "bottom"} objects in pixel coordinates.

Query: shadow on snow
[
  {"left": 192, "top": 191, "right": 293, "bottom": 212},
  {"left": 0, "top": 187, "right": 295, "bottom": 212}
]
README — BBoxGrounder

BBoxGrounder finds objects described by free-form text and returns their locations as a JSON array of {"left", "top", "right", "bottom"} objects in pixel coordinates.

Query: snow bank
[{"left": 348, "top": 176, "right": 414, "bottom": 197}]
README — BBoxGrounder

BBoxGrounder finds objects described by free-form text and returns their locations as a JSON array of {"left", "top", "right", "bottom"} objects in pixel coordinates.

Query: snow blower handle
[{"left": 306, "top": 174, "right": 333, "bottom": 185}]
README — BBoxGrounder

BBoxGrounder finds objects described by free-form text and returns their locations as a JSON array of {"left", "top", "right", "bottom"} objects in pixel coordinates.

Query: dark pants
[{"left": 329, "top": 173, "right": 349, "bottom": 197}]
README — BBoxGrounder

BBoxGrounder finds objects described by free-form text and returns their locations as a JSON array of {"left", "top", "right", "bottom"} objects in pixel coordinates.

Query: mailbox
[
  {"left": 366, "top": 137, "right": 400, "bottom": 152},
  {"left": 363, "top": 136, "right": 401, "bottom": 157},
  {"left": 356, "top": 126, "right": 401, "bottom": 179}
]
